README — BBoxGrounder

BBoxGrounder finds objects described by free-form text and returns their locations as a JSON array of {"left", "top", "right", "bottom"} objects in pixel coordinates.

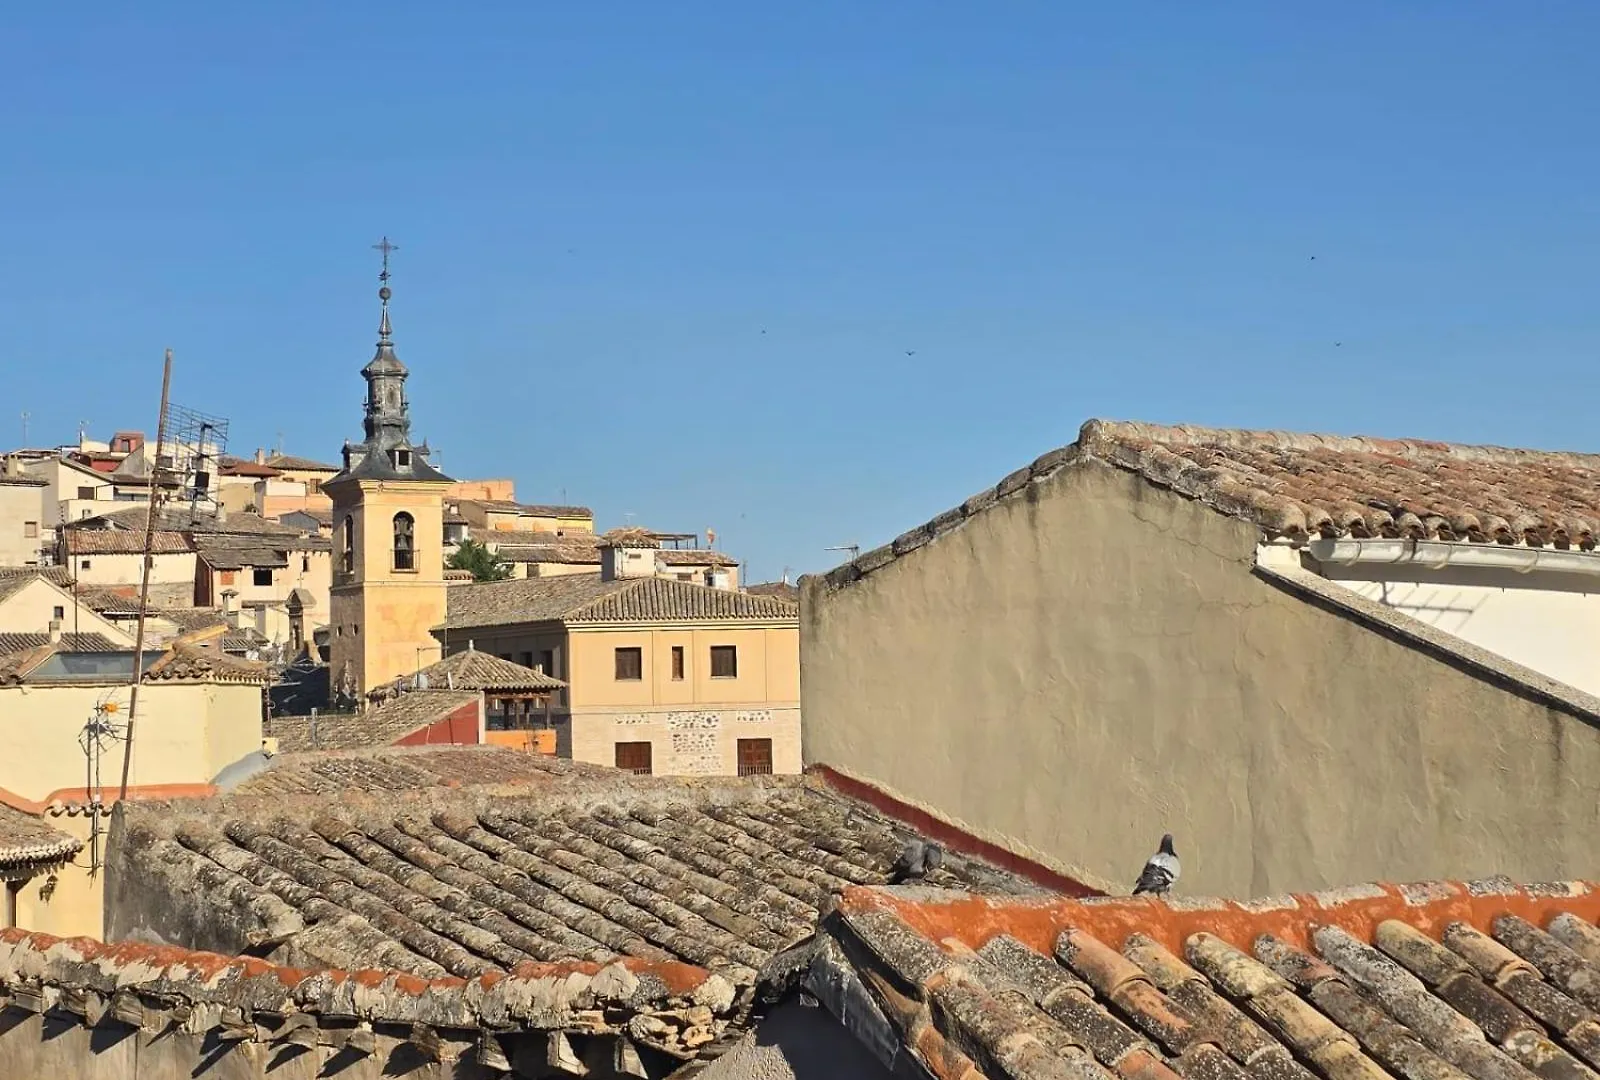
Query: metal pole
[{"left": 119, "top": 349, "right": 173, "bottom": 802}]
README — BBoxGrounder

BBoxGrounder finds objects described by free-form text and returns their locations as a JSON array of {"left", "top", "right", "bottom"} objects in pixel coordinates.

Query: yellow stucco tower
[{"left": 324, "top": 239, "right": 452, "bottom": 702}]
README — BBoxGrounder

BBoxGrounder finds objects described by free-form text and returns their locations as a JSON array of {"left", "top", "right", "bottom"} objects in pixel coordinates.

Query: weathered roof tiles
[
  {"left": 0, "top": 805, "right": 82, "bottom": 874},
  {"left": 805, "top": 878, "right": 1600, "bottom": 1080}
]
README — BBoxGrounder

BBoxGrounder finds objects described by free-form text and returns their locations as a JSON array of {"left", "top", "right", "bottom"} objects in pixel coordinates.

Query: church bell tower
[{"left": 324, "top": 238, "right": 453, "bottom": 701}]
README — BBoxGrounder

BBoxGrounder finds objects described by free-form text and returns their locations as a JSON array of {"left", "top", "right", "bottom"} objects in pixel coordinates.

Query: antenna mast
[{"left": 119, "top": 349, "right": 174, "bottom": 802}]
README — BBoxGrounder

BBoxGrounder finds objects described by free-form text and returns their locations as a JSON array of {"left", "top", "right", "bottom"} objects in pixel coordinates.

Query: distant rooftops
[{"left": 443, "top": 573, "right": 799, "bottom": 631}]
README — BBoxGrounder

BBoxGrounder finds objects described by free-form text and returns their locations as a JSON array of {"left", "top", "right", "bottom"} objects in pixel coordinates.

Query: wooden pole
[{"left": 119, "top": 349, "right": 173, "bottom": 802}]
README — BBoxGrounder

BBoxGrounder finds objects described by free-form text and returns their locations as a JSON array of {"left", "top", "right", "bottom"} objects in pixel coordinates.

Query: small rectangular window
[
  {"left": 615, "top": 647, "right": 643, "bottom": 681},
  {"left": 80, "top": 559, "right": 91, "bottom": 570},
  {"left": 252, "top": 568, "right": 273, "bottom": 587},
  {"left": 537, "top": 649, "right": 555, "bottom": 676},
  {"left": 737, "top": 738, "right": 774, "bottom": 777},
  {"left": 52, "top": 606, "right": 64, "bottom": 620},
  {"left": 23, "top": 521, "right": 38, "bottom": 538},
  {"left": 77, "top": 487, "right": 96, "bottom": 501},
  {"left": 301, "top": 555, "right": 310, "bottom": 572},
  {"left": 671, "top": 645, "right": 685, "bottom": 681},
  {"left": 220, "top": 570, "right": 236, "bottom": 585},
  {"left": 710, "top": 645, "right": 737, "bottom": 679},
  {"left": 519, "top": 651, "right": 534, "bottom": 669},
  {"left": 615, "top": 741, "right": 653, "bottom": 775}
]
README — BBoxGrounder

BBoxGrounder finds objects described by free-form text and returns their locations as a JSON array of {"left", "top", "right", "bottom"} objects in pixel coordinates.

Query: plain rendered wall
[
  {"left": 201, "top": 548, "right": 332, "bottom": 642},
  {"left": 0, "top": 576, "right": 134, "bottom": 644},
  {"left": 698, "top": 1004, "right": 889, "bottom": 1080},
  {"left": 70, "top": 550, "right": 196, "bottom": 589},
  {"left": 1318, "top": 567, "right": 1600, "bottom": 698},
  {"left": 801, "top": 460, "right": 1600, "bottom": 896},
  {"left": 0, "top": 682, "right": 263, "bottom": 803},
  {"left": 0, "top": 482, "right": 47, "bottom": 565},
  {"left": 11, "top": 813, "right": 101, "bottom": 939}
]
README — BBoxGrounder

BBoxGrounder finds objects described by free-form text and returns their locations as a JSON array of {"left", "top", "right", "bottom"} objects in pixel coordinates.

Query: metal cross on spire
[
  {"left": 373, "top": 236, "right": 399, "bottom": 284},
  {"left": 372, "top": 236, "right": 398, "bottom": 343}
]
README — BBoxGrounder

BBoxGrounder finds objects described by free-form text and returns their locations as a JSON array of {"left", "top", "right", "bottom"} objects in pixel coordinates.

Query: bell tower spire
[{"left": 362, "top": 236, "right": 410, "bottom": 446}]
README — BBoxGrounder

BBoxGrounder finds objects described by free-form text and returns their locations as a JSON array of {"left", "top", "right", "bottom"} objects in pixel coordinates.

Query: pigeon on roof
[
  {"left": 888, "top": 838, "right": 944, "bottom": 884},
  {"left": 1131, "top": 833, "right": 1179, "bottom": 896}
]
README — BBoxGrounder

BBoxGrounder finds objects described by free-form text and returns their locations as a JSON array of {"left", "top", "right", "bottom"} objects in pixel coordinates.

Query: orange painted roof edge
[
  {"left": 0, "top": 782, "right": 218, "bottom": 815},
  {"left": 839, "top": 877, "right": 1600, "bottom": 958},
  {"left": 811, "top": 764, "right": 1103, "bottom": 897}
]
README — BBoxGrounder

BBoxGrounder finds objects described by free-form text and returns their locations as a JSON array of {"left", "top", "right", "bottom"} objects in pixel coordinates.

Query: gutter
[{"left": 1303, "top": 538, "right": 1600, "bottom": 578}]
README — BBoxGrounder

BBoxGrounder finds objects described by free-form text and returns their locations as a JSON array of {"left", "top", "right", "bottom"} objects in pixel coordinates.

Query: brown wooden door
[
  {"left": 736, "top": 738, "right": 773, "bottom": 776},
  {"left": 615, "top": 741, "right": 653, "bottom": 775}
]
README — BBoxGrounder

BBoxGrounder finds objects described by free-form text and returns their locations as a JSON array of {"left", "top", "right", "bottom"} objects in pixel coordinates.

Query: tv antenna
[
  {"left": 825, "top": 543, "right": 861, "bottom": 562},
  {"left": 80, "top": 690, "right": 129, "bottom": 873}
]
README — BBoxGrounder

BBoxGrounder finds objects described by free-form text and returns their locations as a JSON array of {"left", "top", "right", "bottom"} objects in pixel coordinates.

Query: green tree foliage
[{"left": 446, "top": 538, "right": 513, "bottom": 582}]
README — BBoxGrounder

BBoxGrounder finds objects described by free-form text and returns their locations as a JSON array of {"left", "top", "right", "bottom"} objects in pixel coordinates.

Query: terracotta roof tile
[
  {"left": 123, "top": 779, "right": 1039, "bottom": 993},
  {"left": 816, "top": 419, "right": 1600, "bottom": 593},
  {"left": 143, "top": 643, "right": 271, "bottom": 684},
  {"left": 267, "top": 690, "right": 480, "bottom": 752},
  {"left": 369, "top": 648, "right": 564, "bottom": 700},
  {"left": 235, "top": 745, "right": 614, "bottom": 797},
  {"left": 808, "top": 879, "right": 1600, "bottom": 1080},
  {"left": 445, "top": 573, "right": 797, "bottom": 630},
  {"left": 745, "top": 581, "right": 800, "bottom": 603},
  {"left": 0, "top": 565, "right": 73, "bottom": 588},
  {"left": 0, "top": 632, "right": 118, "bottom": 655},
  {"left": 63, "top": 529, "right": 194, "bottom": 555},
  {"left": 264, "top": 453, "right": 341, "bottom": 472},
  {"left": 0, "top": 473, "right": 47, "bottom": 487},
  {"left": 0, "top": 804, "right": 81, "bottom": 870}
]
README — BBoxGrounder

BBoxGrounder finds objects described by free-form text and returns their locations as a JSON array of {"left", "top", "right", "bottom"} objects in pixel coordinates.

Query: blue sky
[{"left": 2, "top": 4, "right": 1596, "bottom": 581}]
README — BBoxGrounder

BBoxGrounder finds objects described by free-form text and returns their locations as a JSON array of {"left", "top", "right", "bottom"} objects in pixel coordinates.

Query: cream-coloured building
[
  {"left": 0, "top": 469, "right": 48, "bottom": 567},
  {"left": 192, "top": 531, "right": 332, "bottom": 647},
  {"left": 439, "top": 539, "right": 800, "bottom": 776},
  {"left": 325, "top": 267, "right": 453, "bottom": 700},
  {"left": 0, "top": 572, "right": 134, "bottom": 649},
  {"left": 801, "top": 419, "right": 1600, "bottom": 896},
  {"left": 0, "top": 638, "right": 268, "bottom": 938},
  {"left": 487, "top": 526, "right": 742, "bottom": 585}
]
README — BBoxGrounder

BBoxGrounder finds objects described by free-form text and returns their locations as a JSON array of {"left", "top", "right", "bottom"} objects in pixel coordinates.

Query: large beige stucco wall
[
  {"left": 0, "top": 682, "right": 263, "bottom": 803},
  {"left": 801, "top": 461, "right": 1600, "bottom": 896}
]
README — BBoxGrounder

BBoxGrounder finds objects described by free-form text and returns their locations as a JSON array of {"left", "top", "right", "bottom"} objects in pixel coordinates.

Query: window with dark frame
[
  {"left": 537, "top": 649, "right": 555, "bottom": 676},
  {"left": 52, "top": 606, "right": 64, "bottom": 620},
  {"left": 393, "top": 512, "right": 416, "bottom": 570},
  {"left": 615, "top": 646, "right": 643, "bottom": 680},
  {"left": 670, "top": 645, "right": 685, "bottom": 681},
  {"left": 23, "top": 521, "right": 37, "bottom": 538},
  {"left": 252, "top": 568, "right": 273, "bottom": 587},
  {"left": 737, "top": 738, "right": 774, "bottom": 777},
  {"left": 615, "top": 741, "right": 653, "bottom": 775},
  {"left": 341, "top": 516, "right": 354, "bottom": 574},
  {"left": 302, "top": 555, "right": 310, "bottom": 572},
  {"left": 80, "top": 559, "right": 90, "bottom": 570},
  {"left": 710, "top": 645, "right": 737, "bottom": 678},
  {"left": 77, "top": 486, "right": 95, "bottom": 501}
]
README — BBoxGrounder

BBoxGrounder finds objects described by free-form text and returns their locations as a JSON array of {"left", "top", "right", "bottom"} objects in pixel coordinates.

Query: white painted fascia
[{"left": 1299, "top": 537, "right": 1600, "bottom": 579}]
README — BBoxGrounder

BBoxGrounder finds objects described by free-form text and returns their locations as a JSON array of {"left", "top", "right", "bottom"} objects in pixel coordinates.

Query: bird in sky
[
  {"left": 888, "top": 838, "right": 944, "bottom": 884},
  {"left": 1131, "top": 833, "right": 1180, "bottom": 896},
  {"left": 905, "top": 350, "right": 916, "bottom": 356}
]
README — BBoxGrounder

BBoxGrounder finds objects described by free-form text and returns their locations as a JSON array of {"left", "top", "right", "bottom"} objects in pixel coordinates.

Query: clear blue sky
[{"left": 3, "top": 4, "right": 1596, "bottom": 581}]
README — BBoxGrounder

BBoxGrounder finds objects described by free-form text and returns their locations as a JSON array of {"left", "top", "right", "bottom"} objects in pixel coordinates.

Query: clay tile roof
[
  {"left": 0, "top": 632, "right": 118, "bottom": 655},
  {"left": 368, "top": 648, "right": 564, "bottom": 701},
  {"left": 745, "top": 580, "right": 800, "bottom": 603},
  {"left": 236, "top": 744, "right": 615, "bottom": 797},
  {"left": 264, "top": 453, "right": 341, "bottom": 472},
  {"left": 142, "top": 643, "right": 271, "bottom": 684},
  {"left": 0, "top": 805, "right": 81, "bottom": 871},
  {"left": 121, "top": 778, "right": 1040, "bottom": 1001},
  {"left": 813, "top": 877, "right": 1600, "bottom": 1080},
  {"left": 599, "top": 526, "right": 661, "bottom": 549},
  {"left": 218, "top": 461, "right": 282, "bottom": 478},
  {"left": 0, "top": 473, "right": 47, "bottom": 487},
  {"left": 266, "top": 690, "right": 481, "bottom": 752},
  {"left": 444, "top": 574, "right": 798, "bottom": 630},
  {"left": 0, "top": 566, "right": 73, "bottom": 589},
  {"left": 1077, "top": 420, "right": 1600, "bottom": 547},
  {"left": 63, "top": 529, "right": 194, "bottom": 555},
  {"left": 818, "top": 418, "right": 1600, "bottom": 593},
  {"left": 154, "top": 606, "right": 227, "bottom": 631}
]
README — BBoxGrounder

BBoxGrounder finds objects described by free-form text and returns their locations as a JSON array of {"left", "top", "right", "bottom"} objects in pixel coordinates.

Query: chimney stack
[
  {"left": 47, "top": 619, "right": 61, "bottom": 644},
  {"left": 255, "top": 447, "right": 266, "bottom": 465}
]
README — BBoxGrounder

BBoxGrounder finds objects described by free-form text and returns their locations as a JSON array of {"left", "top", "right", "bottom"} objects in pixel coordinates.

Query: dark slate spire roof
[{"left": 329, "top": 238, "right": 451, "bottom": 485}]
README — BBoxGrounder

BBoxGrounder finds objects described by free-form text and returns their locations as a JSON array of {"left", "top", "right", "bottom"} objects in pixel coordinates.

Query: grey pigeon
[
  {"left": 1132, "top": 833, "right": 1179, "bottom": 896},
  {"left": 888, "top": 838, "right": 944, "bottom": 884}
]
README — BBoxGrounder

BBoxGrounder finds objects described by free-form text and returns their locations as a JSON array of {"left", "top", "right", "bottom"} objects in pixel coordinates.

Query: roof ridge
[{"left": 1079, "top": 417, "right": 1600, "bottom": 466}]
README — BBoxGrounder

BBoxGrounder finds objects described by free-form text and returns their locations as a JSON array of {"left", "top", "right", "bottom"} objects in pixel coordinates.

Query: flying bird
[
  {"left": 905, "top": 350, "right": 916, "bottom": 356},
  {"left": 889, "top": 839, "right": 944, "bottom": 884},
  {"left": 1132, "top": 833, "right": 1179, "bottom": 896}
]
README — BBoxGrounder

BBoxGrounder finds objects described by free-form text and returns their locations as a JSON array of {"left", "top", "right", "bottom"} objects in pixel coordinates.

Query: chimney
[
  {"left": 221, "top": 589, "right": 238, "bottom": 626},
  {"left": 704, "top": 567, "right": 732, "bottom": 591},
  {"left": 47, "top": 619, "right": 61, "bottom": 644},
  {"left": 255, "top": 447, "right": 266, "bottom": 465}
]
